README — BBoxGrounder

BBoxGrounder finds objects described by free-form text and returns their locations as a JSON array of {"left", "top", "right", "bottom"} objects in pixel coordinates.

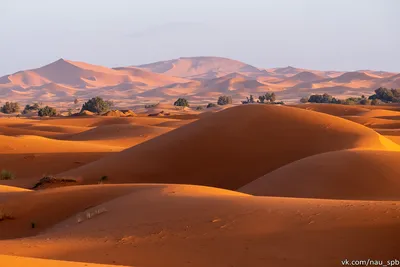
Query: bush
[
  {"left": 369, "top": 87, "right": 400, "bottom": 103},
  {"left": 38, "top": 106, "right": 57, "bottom": 117},
  {"left": 23, "top": 103, "right": 40, "bottom": 114},
  {"left": 371, "top": 99, "right": 380, "bottom": 105},
  {"left": 207, "top": 103, "right": 217, "bottom": 108},
  {"left": 0, "top": 170, "right": 15, "bottom": 180},
  {"left": 196, "top": 106, "right": 204, "bottom": 110},
  {"left": 81, "top": 97, "right": 113, "bottom": 114},
  {"left": 217, "top": 95, "right": 233, "bottom": 105},
  {"left": 174, "top": 98, "right": 189, "bottom": 107},
  {"left": 1, "top": 102, "right": 20, "bottom": 114}
]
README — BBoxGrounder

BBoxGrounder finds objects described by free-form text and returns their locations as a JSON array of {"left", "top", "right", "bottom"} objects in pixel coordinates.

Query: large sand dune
[
  {"left": 239, "top": 149, "right": 400, "bottom": 200},
  {"left": 56, "top": 105, "right": 396, "bottom": 189},
  {"left": 0, "top": 184, "right": 398, "bottom": 267}
]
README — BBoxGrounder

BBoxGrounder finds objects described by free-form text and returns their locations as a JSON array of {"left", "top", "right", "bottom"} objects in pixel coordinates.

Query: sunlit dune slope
[
  {"left": 62, "top": 124, "right": 173, "bottom": 147},
  {"left": 292, "top": 104, "right": 370, "bottom": 116},
  {"left": 0, "top": 255, "right": 130, "bottom": 267},
  {"left": 239, "top": 149, "right": 400, "bottom": 200},
  {"left": 0, "top": 184, "right": 398, "bottom": 267},
  {"left": 0, "top": 135, "right": 118, "bottom": 154},
  {"left": 57, "top": 104, "right": 394, "bottom": 189}
]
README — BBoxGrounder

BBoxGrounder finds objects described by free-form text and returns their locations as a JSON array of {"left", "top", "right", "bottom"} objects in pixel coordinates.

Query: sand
[
  {"left": 1, "top": 100, "right": 400, "bottom": 267},
  {"left": 0, "top": 184, "right": 399, "bottom": 267},
  {"left": 55, "top": 105, "right": 398, "bottom": 189}
]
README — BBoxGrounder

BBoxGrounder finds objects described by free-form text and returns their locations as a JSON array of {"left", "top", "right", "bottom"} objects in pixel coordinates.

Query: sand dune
[
  {"left": 55, "top": 105, "right": 396, "bottom": 189},
  {"left": 285, "top": 71, "right": 325, "bottom": 82},
  {"left": 0, "top": 184, "right": 398, "bottom": 267},
  {"left": 137, "top": 56, "right": 263, "bottom": 78},
  {"left": 293, "top": 104, "right": 370, "bottom": 116},
  {"left": 63, "top": 124, "right": 173, "bottom": 147},
  {"left": 0, "top": 256, "right": 128, "bottom": 267},
  {"left": 239, "top": 149, "right": 400, "bottom": 200}
]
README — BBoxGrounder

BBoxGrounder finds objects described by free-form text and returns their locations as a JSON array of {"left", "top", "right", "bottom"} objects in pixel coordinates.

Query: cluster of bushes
[
  {"left": 1, "top": 102, "right": 20, "bottom": 114},
  {"left": 258, "top": 92, "right": 276, "bottom": 103},
  {"left": 302, "top": 94, "right": 374, "bottom": 105},
  {"left": 242, "top": 93, "right": 282, "bottom": 104},
  {"left": 22, "top": 103, "right": 40, "bottom": 114},
  {"left": 38, "top": 106, "right": 57, "bottom": 117},
  {"left": 369, "top": 87, "right": 400, "bottom": 103},
  {"left": 217, "top": 95, "right": 233, "bottom": 105}
]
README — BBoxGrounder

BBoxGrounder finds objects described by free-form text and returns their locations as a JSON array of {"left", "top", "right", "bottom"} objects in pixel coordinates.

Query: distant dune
[{"left": 0, "top": 57, "right": 398, "bottom": 104}]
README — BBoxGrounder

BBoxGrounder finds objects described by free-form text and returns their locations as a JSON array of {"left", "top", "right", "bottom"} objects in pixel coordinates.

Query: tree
[
  {"left": 38, "top": 106, "right": 57, "bottom": 117},
  {"left": 265, "top": 92, "right": 276, "bottom": 102},
  {"left": 23, "top": 103, "right": 40, "bottom": 114},
  {"left": 207, "top": 103, "right": 217, "bottom": 108},
  {"left": 174, "top": 98, "right": 189, "bottom": 107},
  {"left": 369, "top": 87, "right": 400, "bottom": 103},
  {"left": 81, "top": 97, "right": 112, "bottom": 114},
  {"left": 259, "top": 95, "right": 266, "bottom": 103},
  {"left": 217, "top": 95, "right": 233, "bottom": 105},
  {"left": 1, "top": 102, "right": 20, "bottom": 114}
]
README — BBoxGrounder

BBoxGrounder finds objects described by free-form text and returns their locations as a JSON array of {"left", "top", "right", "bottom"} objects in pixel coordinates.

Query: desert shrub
[
  {"left": 369, "top": 87, "right": 400, "bottom": 103},
  {"left": 174, "top": 98, "right": 189, "bottom": 107},
  {"left": 207, "top": 103, "right": 217, "bottom": 108},
  {"left": 38, "top": 106, "right": 57, "bottom": 117},
  {"left": 1, "top": 102, "right": 20, "bottom": 114},
  {"left": 265, "top": 92, "right": 276, "bottom": 102},
  {"left": 196, "top": 106, "right": 204, "bottom": 110},
  {"left": 81, "top": 97, "right": 113, "bottom": 114},
  {"left": 23, "top": 103, "right": 40, "bottom": 114},
  {"left": 32, "top": 175, "right": 77, "bottom": 189},
  {"left": 0, "top": 169, "right": 15, "bottom": 180},
  {"left": 217, "top": 95, "right": 233, "bottom": 105},
  {"left": 359, "top": 98, "right": 371, "bottom": 105}
]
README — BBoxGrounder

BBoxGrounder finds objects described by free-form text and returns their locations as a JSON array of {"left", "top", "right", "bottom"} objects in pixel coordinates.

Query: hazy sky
[{"left": 1, "top": 0, "right": 399, "bottom": 76}]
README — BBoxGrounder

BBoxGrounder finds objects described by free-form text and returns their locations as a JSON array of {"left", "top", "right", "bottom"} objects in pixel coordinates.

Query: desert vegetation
[
  {"left": 38, "top": 106, "right": 57, "bottom": 117},
  {"left": 0, "top": 170, "right": 15, "bottom": 180},
  {"left": 81, "top": 97, "right": 113, "bottom": 114},
  {"left": 174, "top": 98, "right": 189, "bottom": 107},
  {"left": 217, "top": 95, "right": 233, "bottom": 105},
  {"left": 1, "top": 102, "right": 20, "bottom": 114}
]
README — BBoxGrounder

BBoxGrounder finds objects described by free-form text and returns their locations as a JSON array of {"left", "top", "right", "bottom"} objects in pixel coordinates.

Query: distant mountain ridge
[{"left": 0, "top": 56, "right": 398, "bottom": 104}]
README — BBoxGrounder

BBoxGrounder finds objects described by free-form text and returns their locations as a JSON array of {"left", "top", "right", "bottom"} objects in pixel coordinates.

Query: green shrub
[
  {"left": 81, "top": 97, "right": 113, "bottom": 114},
  {"left": 23, "top": 103, "right": 40, "bottom": 114},
  {"left": 174, "top": 98, "right": 189, "bottom": 107},
  {"left": 1, "top": 102, "right": 20, "bottom": 114},
  {"left": 217, "top": 95, "right": 233, "bottom": 105},
  {"left": 38, "top": 106, "right": 57, "bottom": 117},
  {"left": 0, "top": 170, "right": 15, "bottom": 180}
]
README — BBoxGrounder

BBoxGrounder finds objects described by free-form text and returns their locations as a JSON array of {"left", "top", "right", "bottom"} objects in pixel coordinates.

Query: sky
[{"left": 0, "top": 0, "right": 399, "bottom": 76}]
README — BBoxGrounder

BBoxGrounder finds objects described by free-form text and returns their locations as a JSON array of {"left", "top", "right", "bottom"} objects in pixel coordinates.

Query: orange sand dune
[
  {"left": 0, "top": 184, "right": 398, "bottom": 267},
  {"left": 0, "top": 135, "right": 118, "bottom": 154},
  {"left": 62, "top": 124, "right": 173, "bottom": 147},
  {"left": 292, "top": 104, "right": 370, "bottom": 116},
  {"left": 343, "top": 116, "right": 400, "bottom": 129},
  {"left": 358, "top": 109, "right": 400, "bottom": 118},
  {"left": 0, "top": 256, "right": 129, "bottom": 267},
  {"left": 138, "top": 56, "right": 263, "bottom": 78},
  {"left": 56, "top": 105, "right": 396, "bottom": 189},
  {"left": 239, "top": 149, "right": 400, "bottom": 200}
]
